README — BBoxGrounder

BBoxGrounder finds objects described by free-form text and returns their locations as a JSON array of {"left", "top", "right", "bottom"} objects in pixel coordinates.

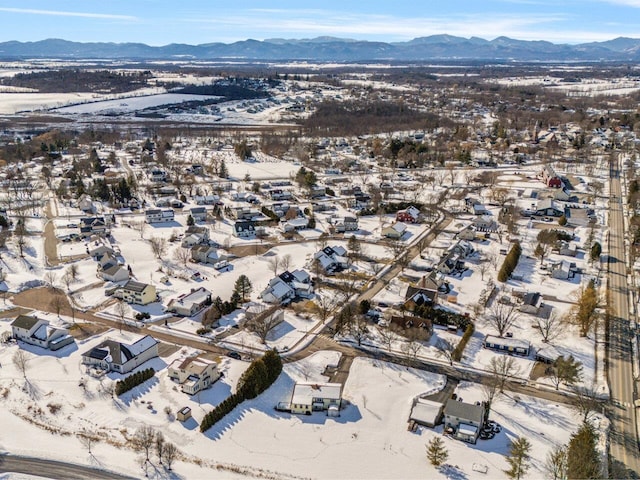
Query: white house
[
  {"left": 81, "top": 335, "right": 159, "bottom": 374},
  {"left": 11, "top": 315, "right": 75, "bottom": 351},
  {"left": 168, "top": 356, "right": 221, "bottom": 395},
  {"left": 444, "top": 399, "right": 486, "bottom": 444},
  {"left": 181, "top": 225, "right": 209, "bottom": 248},
  {"left": 145, "top": 209, "right": 175, "bottom": 223},
  {"left": 100, "top": 264, "right": 130, "bottom": 283},
  {"left": 166, "top": 287, "right": 212, "bottom": 317},
  {"left": 289, "top": 382, "right": 343, "bottom": 415},
  {"left": 189, "top": 206, "right": 208, "bottom": 222},
  {"left": 314, "top": 245, "right": 349, "bottom": 274},
  {"left": 382, "top": 221, "right": 407, "bottom": 239}
]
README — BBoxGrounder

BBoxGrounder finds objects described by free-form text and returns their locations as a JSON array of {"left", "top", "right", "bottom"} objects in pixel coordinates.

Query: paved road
[
  {"left": 0, "top": 454, "right": 136, "bottom": 479},
  {"left": 607, "top": 158, "right": 640, "bottom": 477}
]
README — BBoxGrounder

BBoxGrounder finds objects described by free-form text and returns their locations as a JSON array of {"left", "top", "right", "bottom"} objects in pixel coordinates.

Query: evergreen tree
[
  {"left": 234, "top": 275, "right": 253, "bottom": 302},
  {"left": 219, "top": 160, "right": 229, "bottom": 179},
  {"left": 590, "top": 242, "right": 602, "bottom": 262},
  {"left": 262, "top": 349, "right": 283, "bottom": 383},
  {"left": 186, "top": 214, "right": 195, "bottom": 226},
  {"left": 504, "top": 437, "right": 531, "bottom": 480},
  {"left": 426, "top": 437, "right": 448, "bottom": 467},
  {"left": 567, "top": 422, "right": 600, "bottom": 479}
]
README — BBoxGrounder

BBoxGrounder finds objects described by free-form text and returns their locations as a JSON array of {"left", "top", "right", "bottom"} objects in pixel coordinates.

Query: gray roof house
[
  {"left": 444, "top": 399, "right": 487, "bottom": 444},
  {"left": 11, "top": 315, "right": 75, "bottom": 351},
  {"left": 81, "top": 335, "right": 159, "bottom": 374}
]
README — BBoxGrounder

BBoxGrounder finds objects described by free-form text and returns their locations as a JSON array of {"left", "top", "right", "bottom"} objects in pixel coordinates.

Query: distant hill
[{"left": 0, "top": 35, "right": 639, "bottom": 62}]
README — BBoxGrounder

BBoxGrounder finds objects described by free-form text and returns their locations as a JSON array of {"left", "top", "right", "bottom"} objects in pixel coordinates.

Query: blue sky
[{"left": 0, "top": 0, "right": 638, "bottom": 45}]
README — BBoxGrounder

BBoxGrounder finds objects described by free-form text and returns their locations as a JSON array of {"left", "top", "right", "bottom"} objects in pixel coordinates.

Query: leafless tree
[
  {"left": 312, "top": 293, "right": 338, "bottom": 324},
  {"left": 78, "top": 429, "right": 96, "bottom": 455},
  {"left": 134, "top": 425, "right": 156, "bottom": 462},
  {"left": 149, "top": 236, "right": 168, "bottom": 259},
  {"left": 571, "top": 385, "right": 601, "bottom": 423},
  {"left": 61, "top": 271, "right": 73, "bottom": 292},
  {"left": 435, "top": 338, "right": 457, "bottom": 365},
  {"left": 481, "top": 375, "right": 500, "bottom": 416},
  {"left": 349, "top": 315, "right": 370, "bottom": 347},
  {"left": 534, "top": 311, "right": 563, "bottom": 343},
  {"left": 478, "top": 260, "right": 491, "bottom": 281},
  {"left": 378, "top": 324, "right": 399, "bottom": 352},
  {"left": 267, "top": 256, "right": 280, "bottom": 276},
  {"left": 44, "top": 271, "right": 58, "bottom": 290},
  {"left": 385, "top": 239, "right": 405, "bottom": 259},
  {"left": 52, "top": 294, "right": 64, "bottom": 318},
  {"left": 133, "top": 220, "right": 147, "bottom": 239},
  {"left": 67, "top": 263, "right": 79, "bottom": 281},
  {"left": 545, "top": 444, "right": 568, "bottom": 480},
  {"left": 247, "top": 309, "right": 282, "bottom": 344},
  {"left": 173, "top": 247, "right": 190, "bottom": 266},
  {"left": 401, "top": 336, "right": 423, "bottom": 366},
  {"left": 163, "top": 442, "right": 178, "bottom": 471},
  {"left": 12, "top": 349, "right": 30, "bottom": 378},
  {"left": 114, "top": 299, "right": 128, "bottom": 332},
  {"left": 486, "top": 303, "right": 520, "bottom": 337},
  {"left": 155, "top": 431, "right": 165, "bottom": 464},
  {"left": 488, "top": 355, "right": 521, "bottom": 393},
  {"left": 281, "top": 254, "right": 292, "bottom": 271}
]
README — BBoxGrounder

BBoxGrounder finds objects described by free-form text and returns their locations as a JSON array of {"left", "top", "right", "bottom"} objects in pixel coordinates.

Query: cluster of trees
[
  {"left": 125, "top": 426, "right": 179, "bottom": 471},
  {"left": 115, "top": 368, "right": 155, "bottom": 396},
  {"left": 303, "top": 99, "right": 435, "bottom": 136},
  {"left": 497, "top": 242, "right": 522, "bottom": 282},
  {"left": 200, "top": 350, "right": 282, "bottom": 432},
  {"left": 451, "top": 323, "right": 475, "bottom": 362},
  {"left": 2, "top": 69, "right": 151, "bottom": 93},
  {"left": 545, "top": 421, "right": 600, "bottom": 479},
  {"left": 412, "top": 304, "right": 471, "bottom": 329},
  {"left": 201, "top": 275, "right": 253, "bottom": 328}
]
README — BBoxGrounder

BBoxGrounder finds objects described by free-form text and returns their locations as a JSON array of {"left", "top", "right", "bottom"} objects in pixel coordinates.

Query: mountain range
[{"left": 0, "top": 35, "right": 639, "bottom": 62}]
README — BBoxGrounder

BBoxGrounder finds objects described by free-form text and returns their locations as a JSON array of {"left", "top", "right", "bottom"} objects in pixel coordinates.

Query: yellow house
[
  {"left": 289, "top": 382, "right": 342, "bottom": 415},
  {"left": 121, "top": 280, "right": 157, "bottom": 305}
]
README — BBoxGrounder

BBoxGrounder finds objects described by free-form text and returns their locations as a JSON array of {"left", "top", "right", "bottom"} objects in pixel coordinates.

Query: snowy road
[{"left": 0, "top": 454, "right": 136, "bottom": 479}]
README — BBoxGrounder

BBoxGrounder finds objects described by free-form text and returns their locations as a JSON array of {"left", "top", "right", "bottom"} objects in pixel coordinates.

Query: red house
[
  {"left": 541, "top": 165, "right": 562, "bottom": 188},
  {"left": 396, "top": 205, "right": 421, "bottom": 224}
]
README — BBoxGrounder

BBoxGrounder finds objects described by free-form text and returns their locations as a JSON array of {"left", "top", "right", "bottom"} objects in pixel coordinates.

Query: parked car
[{"left": 226, "top": 351, "right": 241, "bottom": 360}]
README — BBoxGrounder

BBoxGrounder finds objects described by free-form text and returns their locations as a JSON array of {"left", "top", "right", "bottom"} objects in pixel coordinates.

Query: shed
[
  {"left": 177, "top": 406, "right": 192, "bottom": 422},
  {"left": 409, "top": 398, "right": 444, "bottom": 427}
]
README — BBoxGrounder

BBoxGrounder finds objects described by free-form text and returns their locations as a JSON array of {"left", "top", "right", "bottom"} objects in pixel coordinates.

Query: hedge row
[
  {"left": 115, "top": 368, "right": 155, "bottom": 396},
  {"left": 413, "top": 304, "right": 471, "bottom": 329},
  {"left": 452, "top": 323, "right": 475, "bottom": 362},
  {"left": 497, "top": 242, "right": 522, "bottom": 282},
  {"left": 200, "top": 350, "right": 282, "bottom": 433}
]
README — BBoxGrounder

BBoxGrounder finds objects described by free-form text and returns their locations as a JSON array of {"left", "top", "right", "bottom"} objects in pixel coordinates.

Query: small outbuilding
[{"left": 177, "top": 406, "right": 192, "bottom": 422}]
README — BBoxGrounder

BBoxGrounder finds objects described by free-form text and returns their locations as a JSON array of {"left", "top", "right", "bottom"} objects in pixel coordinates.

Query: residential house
[
  {"left": 260, "top": 269, "right": 314, "bottom": 304},
  {"left": 281, "top": 217, "right": 309, "bottom": 233},
  {"left": 120, "top": 280, "right": 157, "bottom": 305},
  {"left": 166, "top": 287, "right": 212, "bottom": 317},
  {"left": 289, "top": 382, "right": 342, "bottom": 415},
  {"left": 100, "top": 264, "right": 130, "bottom": 283},
  {"left": 314, "top": 246, "right": 349, "bottom": 274},
  {"left": 541, "top": 165, "right": 563, "bottom": 188},
  {"left": 189, "top": 206, "right": 208, "bottom": 222},
  {"left": 444, "top": 399, "right": 487, "bottom": 444},
  {"left": 472, "top": 215, "right": 498, "bottom": 232},
  {"left": 334, "top": 216, "right": 358, "bottom": 233},
  {"left": 80, "top": 216, "right": 110, "bottom": 237},
  {"left": 534, "top": 199, "right": 564, "bottom": 217},
  {"left": 404, "top": 275, "right": 439, "bottom": 309},
  {"left": 149, "top": 168, "right": 167, "bottom": 182},
  {"left": 181, "top": 225, "right": 209, "bottom": 248},
  {"left": 396, "top": 205, "right": 421, "bottom": 224},
  {"left": 191, "top": 244, "right": 222, "bottom": 264},
  {"left": 550, "top": 260, "right": 575, "bottom": 280},
  {"left": 382, "top": 222, "right": 408, "bottom": 240},
  {"left": 233, "top": 220, "right": 256, "bottom": 238},
  {"left": 11, "top": 315, "right": 75, "bottom": 351},
  {"left": 168, "top": 356, "right": 221, "bottom": 394},
  {"left": 81, "top": 335, "right": 159, "bottom": 373},
  {"left": 519, "top": 292, "right": 543, "bottom": 315},
  {"left": 77, "top": 194, "right": 95, "bottom": 213},
  {"left": 145, "top": 209, "right": 174, "bottom": 223},
  {"left": 558, "top": 241, "right": 577, "bottom": 257},
  {"left": 483, "top": 335, "right": 531, "bottom": 356}
]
